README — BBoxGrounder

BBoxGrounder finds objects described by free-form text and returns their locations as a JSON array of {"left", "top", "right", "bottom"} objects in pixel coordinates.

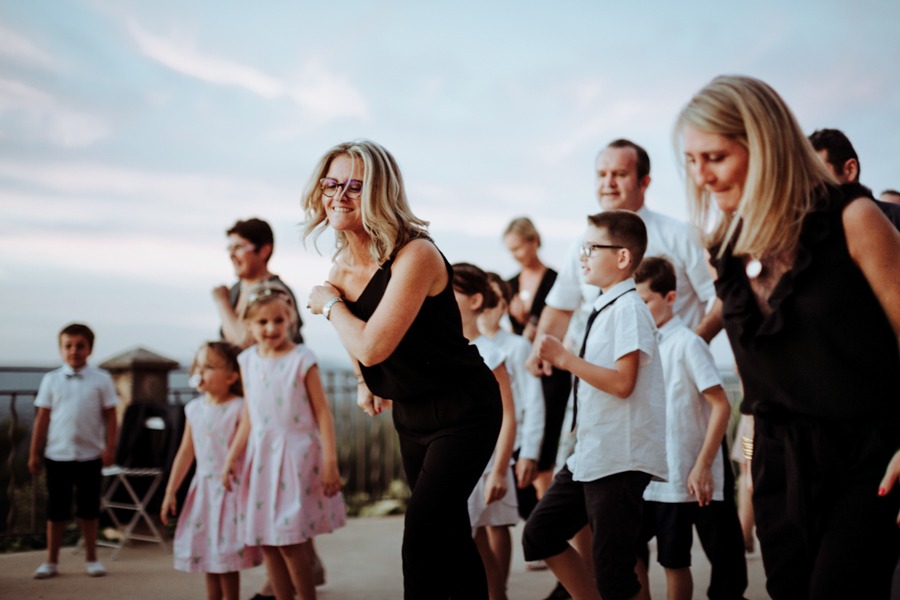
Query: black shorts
[
  {"left": 44, "top": 458, "right": 103, "bottom": 522},
  {"left": 641, "top": 501, "right": 700, "bottom": 569}
]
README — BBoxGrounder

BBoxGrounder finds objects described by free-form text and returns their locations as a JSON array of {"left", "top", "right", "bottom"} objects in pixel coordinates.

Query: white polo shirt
[
  {"left": 478, "top": 329, "right": 545, "bottom": 461},
  {"left": 34, "top": 365, "right": 119, "bottom": 461},
  {"left": 566, "top": 279, "right": 667, "bottom": 483},
  {"left": 545, "top": 205, "right": 715, "bottom": 340},
  {"left": 644, "top": 316, "right": 725, "bottom": 503}
]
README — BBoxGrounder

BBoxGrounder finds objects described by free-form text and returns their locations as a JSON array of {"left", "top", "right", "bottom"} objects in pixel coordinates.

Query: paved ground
[{"left": 0, "top": 516, "right": 769, "bottom": 599}]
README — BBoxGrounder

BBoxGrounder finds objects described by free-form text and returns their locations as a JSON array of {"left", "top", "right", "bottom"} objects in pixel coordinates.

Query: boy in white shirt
[
  {"left": 29, "top": 323, "right": 119, "bottom": 580},
  {"left": 523, "top": 210, "right": 667, "bottom": 600},
  {"left": 634, "top": 258, "right": 747, "bottom": 600}
]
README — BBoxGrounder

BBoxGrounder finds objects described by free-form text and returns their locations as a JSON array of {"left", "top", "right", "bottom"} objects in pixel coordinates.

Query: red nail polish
[{"left": 879, "top": 487, "right": 887, "bottom": 496}]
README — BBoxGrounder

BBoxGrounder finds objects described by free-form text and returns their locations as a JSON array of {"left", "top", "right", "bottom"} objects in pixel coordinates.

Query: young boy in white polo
[
  {"left": 29, "top": 323, "right": 119, "bottom": 579},
  {"left": 634, "top": 257, "right": 747, "bottom": 600},
  {"left": 523, "top": 210, "right": 667, "bottom": 600}
]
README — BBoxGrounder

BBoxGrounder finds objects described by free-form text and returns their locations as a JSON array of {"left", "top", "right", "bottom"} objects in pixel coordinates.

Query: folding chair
[{"left": 97, "top": 404, "right": 178, "bottom": 559}]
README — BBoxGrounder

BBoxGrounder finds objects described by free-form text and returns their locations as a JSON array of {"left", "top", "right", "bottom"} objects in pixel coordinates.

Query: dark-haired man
[
  {"left": 808, "top": 128, "right": 900, "bottom": 229},
  {"left": 213, "top": 217, "right": 304, "bottom": 347},
  {"left": 881, "top": 189, "right": 900, "bottom": 205}
]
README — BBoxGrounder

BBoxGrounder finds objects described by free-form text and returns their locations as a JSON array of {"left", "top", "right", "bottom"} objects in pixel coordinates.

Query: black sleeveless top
[
  {"left": 712, "top": 183, "right": 900, "bottom": 421},
  {"left": 507, "top": 268, "right": 558, "bottom": 336},
  {"left": 343, "top": 245, "right": 498, "bottom": 403}
]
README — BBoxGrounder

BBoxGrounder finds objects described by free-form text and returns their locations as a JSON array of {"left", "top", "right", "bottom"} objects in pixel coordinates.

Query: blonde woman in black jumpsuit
[{"left": 304, "top": 140, "right": 502, "bottom": 599}]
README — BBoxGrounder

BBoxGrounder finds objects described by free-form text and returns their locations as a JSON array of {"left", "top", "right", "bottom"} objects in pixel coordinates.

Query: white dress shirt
[
  {"left": 644, "top": 316, "right": 725, "bottom": 503},
  {"left": 34, "top": 365, "right": 119, "bottom": 461},
  {"left": 478, "top": 329, "right": 545, "bottom": 461},
  {"left": 566, "top": 279, "right": 668, "bottom": 483}
]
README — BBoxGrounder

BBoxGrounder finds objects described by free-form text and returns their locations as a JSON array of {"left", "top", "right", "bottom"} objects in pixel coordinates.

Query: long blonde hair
[
  {"left": 674, "top": 75, "right": 833, "bottom": 258},
  {"left": 300, "top": 139, "right": 429, "bottom": 264}
]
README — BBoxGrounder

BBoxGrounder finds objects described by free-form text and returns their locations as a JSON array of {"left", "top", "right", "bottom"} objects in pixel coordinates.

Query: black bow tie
[{"left": 66, "top": 372, "right": 82, "bottom": 379}]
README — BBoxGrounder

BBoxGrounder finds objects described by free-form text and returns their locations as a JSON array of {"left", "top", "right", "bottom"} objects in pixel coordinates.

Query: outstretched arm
[
  {"left": 515, "top": 345, "right": 545, "bottom": 488},
  {"left": 28, "top": 408, "right": 51, "bottom": 475},
  {"left": 305, "top": 365, "right": 342, "bottom": 497},
  {"left": 222, "top": 401, "right": 251, "bottom": 492},
  {"left": 485, "top": 364, "right": 516, "bottom": 505},
  {"left": 687, "top": 385, "right": 730, "bottom": 506},
  {"left": 161, "top": 423, "right": 196, "bottom": 525},
  {"left": 844, "top": 197, "right": 900, "bottom": 518}
]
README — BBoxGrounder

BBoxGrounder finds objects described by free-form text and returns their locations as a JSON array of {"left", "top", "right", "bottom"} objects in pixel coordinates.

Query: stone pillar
[{"left": 100, "top": 347, "right": 180, "bottom": 424}]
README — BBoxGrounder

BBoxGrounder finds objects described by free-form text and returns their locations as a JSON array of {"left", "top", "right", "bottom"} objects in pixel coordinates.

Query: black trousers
[
  {"left": 753, "top": 415, "right": 900, "bottom": 600},
  {"left": 537, "top": 367, "right": 572, "bottom": 471},
  {"left": 393, "top": 388, "right": 501, "bottom": 600},
  {"left": 522, "top": 465, "right": 650, "bottom": 600}
]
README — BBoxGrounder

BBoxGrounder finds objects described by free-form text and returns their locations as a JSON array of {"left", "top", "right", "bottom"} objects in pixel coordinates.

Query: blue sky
[{"left": 2, "top": 0, "right": 899, "bottom": 368}]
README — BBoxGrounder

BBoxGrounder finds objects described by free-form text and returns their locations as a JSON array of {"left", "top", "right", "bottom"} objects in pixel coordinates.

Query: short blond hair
[
  {"left": 503, "top": 217, "right": 541, "bottom": 246},
  {"left": 674, "top": 75, "right": 833, "bottom": 258},
  {"left": 301, "top": 139, "right": 429, "bottom": 264}
]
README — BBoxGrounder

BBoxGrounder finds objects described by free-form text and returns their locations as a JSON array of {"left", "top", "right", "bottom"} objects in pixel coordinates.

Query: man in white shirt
[{"left": 529, "top": 139, "right": 721, "bottom": 380}]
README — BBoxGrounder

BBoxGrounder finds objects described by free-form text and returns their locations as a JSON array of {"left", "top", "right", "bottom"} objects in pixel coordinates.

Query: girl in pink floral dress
[
  {"left": 161, "top": 341, "right": 262, "bottom": 600},
  {"left": 222, "top": 283, "right": 346, "bottom": 600}
]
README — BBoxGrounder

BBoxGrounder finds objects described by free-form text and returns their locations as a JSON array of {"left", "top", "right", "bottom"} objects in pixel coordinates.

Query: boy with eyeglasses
[{"left": 523, "top": 210, "right": 667, "bottom": 600}]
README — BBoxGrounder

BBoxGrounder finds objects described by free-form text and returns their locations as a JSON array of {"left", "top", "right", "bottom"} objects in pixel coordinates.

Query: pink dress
[
  {"left": 173, "top": 396, "right": 263, "bottom": 573},
  {"left": 238, "top": 344, "right": 346, "bottom": 546}
]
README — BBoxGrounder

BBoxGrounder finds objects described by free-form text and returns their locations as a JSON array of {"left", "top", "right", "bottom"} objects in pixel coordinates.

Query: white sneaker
[
  {"left": 33, "top": 562, "right": 58, "bottom": 579},
  {"left": 86, "top": 561, "right": 107, "bottom": 577},
  {"left": 526, "top": 559, "right": 549, "bottom": 571}
]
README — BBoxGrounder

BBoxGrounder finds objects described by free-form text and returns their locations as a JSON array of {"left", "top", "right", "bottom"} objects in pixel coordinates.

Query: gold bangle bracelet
[{"left": 740, "top": 436, "right": 754, "bottom": 460}]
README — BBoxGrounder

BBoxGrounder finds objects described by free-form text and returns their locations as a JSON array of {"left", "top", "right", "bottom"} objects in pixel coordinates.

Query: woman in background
[{"left": 503, "top": 217, "right": 571, "bottom": 498}]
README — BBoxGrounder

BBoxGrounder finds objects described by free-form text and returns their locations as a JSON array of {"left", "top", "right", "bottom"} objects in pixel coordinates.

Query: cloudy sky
[{"left": 2, "top": 0, "right": 898, "bottom": 369}]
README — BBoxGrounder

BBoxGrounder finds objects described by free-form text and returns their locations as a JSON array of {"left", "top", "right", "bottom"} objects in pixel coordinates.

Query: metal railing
[
  {"left": 2, "top": 367, "right": 744, "bottom": 543},
  {"left": 0, "top": 368, "right": 405, "bottom": 542},
  {"left": 1, "top": 390, "right": 39, "bottom": 539}
]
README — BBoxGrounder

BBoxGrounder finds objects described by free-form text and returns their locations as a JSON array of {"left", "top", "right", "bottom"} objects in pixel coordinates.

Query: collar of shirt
[
  {"left": 656, "top": 314, "right": 685, "bottom": 342},
  {"left": 592, "top": 278, "right": 637, "bottom": 313},
  {"left": 62, "top": 366, "right": 84, "bottom": 378}
]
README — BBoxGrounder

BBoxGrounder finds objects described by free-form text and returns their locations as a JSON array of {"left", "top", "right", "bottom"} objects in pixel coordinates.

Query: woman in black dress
[
  {"left": 503, "top": 217, "right": 571, "bottom": 499},
  {"left": 676, "top": 75, "right": 900, "bottom": 599},
  {"left": 304, "top": 140, "right": 501, "bottom": 599}
]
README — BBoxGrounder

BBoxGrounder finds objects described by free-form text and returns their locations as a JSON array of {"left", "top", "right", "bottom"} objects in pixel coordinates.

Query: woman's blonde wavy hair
[
  {"left": 674, "top": 75, "right": 833, "bottom": 258},
  {"left": 301, "top": 139, "right": 429, "bottom": 264}
]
